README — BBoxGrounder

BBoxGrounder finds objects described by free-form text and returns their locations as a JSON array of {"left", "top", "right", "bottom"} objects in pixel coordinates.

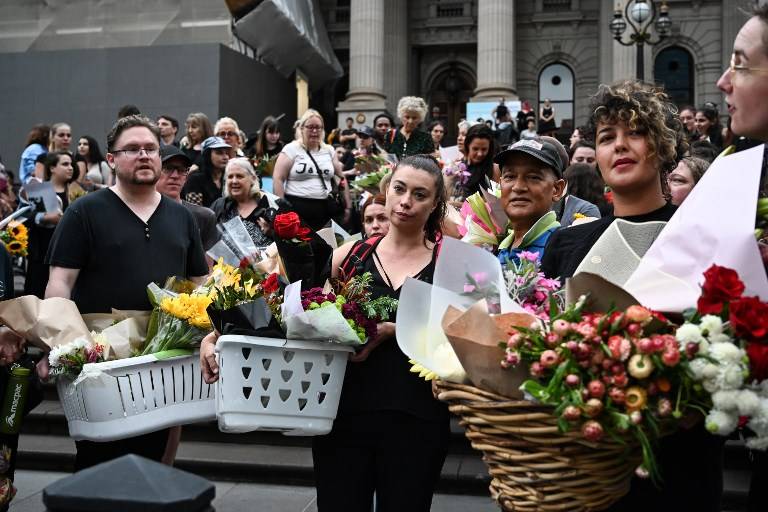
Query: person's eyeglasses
[
  {"left": 303, "top": 125, "right": 323, "bottom": 132},
  {"left": 729, "top": 54, "right": 768, "bottom": 75},
  {"left": 161, "top": 165, "right": 190, "bottom": 176},
  {"left": 217, "top": 131, "right": 238, "bottom": 138},
  {"left": 112, "top": 147, "right": 159, "bottom": 158}
]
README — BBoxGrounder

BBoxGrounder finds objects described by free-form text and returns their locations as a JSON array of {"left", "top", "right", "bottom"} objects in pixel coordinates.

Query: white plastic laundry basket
[
  {"left": 57, "top": 352, "right": 216, "bottom": 441},
  {"left": 215, "top": 335, "right": 353, "bottom": 435}
]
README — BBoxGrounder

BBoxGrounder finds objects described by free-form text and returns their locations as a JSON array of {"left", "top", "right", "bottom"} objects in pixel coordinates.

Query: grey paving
[{"left": 8, "top": 470, "right": 498, "bottom": 512}]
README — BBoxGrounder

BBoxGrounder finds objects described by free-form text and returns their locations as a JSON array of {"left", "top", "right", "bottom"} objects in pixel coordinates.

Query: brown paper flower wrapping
[
  {"left": 441, "top": 302, "right": 534, "bottom": 399},
  {"left": 0, "top": 296, "right": 91, "bottom": 350}
]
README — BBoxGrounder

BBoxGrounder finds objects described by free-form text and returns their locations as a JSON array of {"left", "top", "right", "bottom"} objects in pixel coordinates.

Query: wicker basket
[{"left": 434, "top": 379, "right": 642, "bottom": 512}]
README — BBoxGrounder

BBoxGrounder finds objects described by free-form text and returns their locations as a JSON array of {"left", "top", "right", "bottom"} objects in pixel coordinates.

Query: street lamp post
[{"left": 609, "top": 0, "right": 672, "bottom": 81}]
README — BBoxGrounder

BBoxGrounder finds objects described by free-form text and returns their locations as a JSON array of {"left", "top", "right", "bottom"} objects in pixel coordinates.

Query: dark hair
[
  {"left": 689, "top": 140, "right": 719, "bottom": 163},
  {"left": 157, "top": 114, "right": 179, "bottom": 130},
  {"left": 43, "top": 150, "right": 72, "bottom": 181},
  {"left": 756, "top": 5, "right": 768, "bottom": 55},
  {"left": 391, "top": 155, "right": 446, "bottom": 243},
  {"left": 345, "top": 117, "right": 354, "bottom": 123},
  {"left": 695, "top": 105, "right": 722, "bottom": 136},
  {"left": 255, "top": 116, "right": 281, "bottom": 157},
  {"left": 26, "top": 124, "right": 50, "bottom": 147},
  {"left": 373, "top": 113, "right": 393, "bottom": 126},
  {"left": 463, "top": 124, "right": 497, "bottom": 192},
  {"left": 569, "top": 140, "right": 595, "bottom": 160},
  {"left": 78, "top": 135, "right": 106, "bottom": 164},
  {"left": 679, "top": 105, "right": 696, "bottom": 115},
  {"left": 428, "top": 120, "right": 445, "bottom": 133},
  {"left": 360, "top": 193, "right": 387, "bottom": 223},
  {"left": 587, "top": 80, "right": 687, "bottom": 196},
  {"left": 106, "top": 115, "right": 161, "bottom": 152},
  {"left": 563, "top": 163, "right": 609, "bottom": 211},
  {"left": 118, "top": 104, "right": 141, "bottom": 118}
]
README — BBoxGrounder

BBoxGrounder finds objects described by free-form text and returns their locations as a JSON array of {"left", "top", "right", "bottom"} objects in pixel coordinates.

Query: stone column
[
  {"left": 384, "top": 0, "right": 408, "bottom": 114},
  {"left": 598, "top": 1, "right": 615, "bottom": 85},
  {"left": 473, "top": 0, "right": 517, "bottom": 100},
  {"left": 612, "top": 40, "right": 636, "bottom": 81},
  {"left": 336, "top": 0, "right": 387, "bottom": 128}
]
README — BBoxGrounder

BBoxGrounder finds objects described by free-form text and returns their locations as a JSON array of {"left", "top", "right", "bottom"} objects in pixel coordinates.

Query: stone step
[{"left": 14, "top": 434, "right": 491, "bottom": 496}]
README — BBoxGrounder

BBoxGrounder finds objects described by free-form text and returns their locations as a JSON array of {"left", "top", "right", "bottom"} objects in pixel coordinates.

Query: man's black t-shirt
[
  {"left": 541, "top": 202, "right": 677, "bottom": 281},
  {"left": 46, "top": 189, "right": 208, "bottom": 313}
]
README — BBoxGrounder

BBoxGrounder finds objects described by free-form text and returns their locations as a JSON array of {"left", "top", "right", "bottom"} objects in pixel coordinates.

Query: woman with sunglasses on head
[
  {"left": 273, "top": 109, "right": 351, "bottom": 231},
  {"left": 214, "top": 117, "right": 245, "bottom": 157},
  {"left": 542, "top": 80, "right": 723, "bottom": 512}
]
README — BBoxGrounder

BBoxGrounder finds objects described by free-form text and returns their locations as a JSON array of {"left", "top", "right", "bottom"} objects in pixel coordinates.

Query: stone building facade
[{"left": 319, "top": 0, "right": 754, "bottom": 141}]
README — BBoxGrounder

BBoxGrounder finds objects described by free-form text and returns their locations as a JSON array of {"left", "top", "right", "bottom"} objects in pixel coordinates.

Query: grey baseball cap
[{"left": 493, "top": 137, "right": 567, "bottom": 177}]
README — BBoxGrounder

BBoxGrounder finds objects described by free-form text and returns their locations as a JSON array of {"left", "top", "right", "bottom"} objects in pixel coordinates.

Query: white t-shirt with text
[{"left": 281, "top": 141, "right": 334, "bottom": 200}]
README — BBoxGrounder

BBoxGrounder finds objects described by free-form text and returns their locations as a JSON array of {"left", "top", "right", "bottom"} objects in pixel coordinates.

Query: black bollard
[{"left": 42, "top": 454, "right": 215, "bottom": 511}]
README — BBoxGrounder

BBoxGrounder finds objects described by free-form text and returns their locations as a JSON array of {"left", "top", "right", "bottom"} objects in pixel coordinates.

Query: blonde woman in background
[
  {"left": 273, "top": 109, "right": 351, "bottom": 230},
  {"left": 210, "top": 158, "right": 271, "bottom": 245},
  {"left": 214, "top": 117, "right": 246, "bottom": 156},
  {"left": 181, "top": 112, "right": 213, "bottom": 166}
]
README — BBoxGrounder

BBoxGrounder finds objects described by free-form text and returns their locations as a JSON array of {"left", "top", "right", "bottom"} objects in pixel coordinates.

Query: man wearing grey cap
[
  {"left": 494, "top": 137, "right": 566, "bottom": 264},
  {"left": 157, "top": 145, "right": 218, "bottom": 251},
  {"left": 181, "top": 136, "right": 232, "bottom": 208}
]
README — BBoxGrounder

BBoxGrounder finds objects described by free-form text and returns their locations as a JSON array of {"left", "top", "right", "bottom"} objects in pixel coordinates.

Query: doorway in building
[
  {"left": 427, "top": 65, "right": 476, "bottom": 145},
  {"left": 538, "top": 62, "right": 575, "bottom": 138},
  {"left": 654, "top": 46, "right": 694, "bottom": 107}
]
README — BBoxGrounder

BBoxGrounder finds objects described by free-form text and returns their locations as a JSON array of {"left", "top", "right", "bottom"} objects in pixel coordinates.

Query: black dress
[
  {"left": 542, "top": 202, "right": 725, "bottom": 512},
  {"left": 24, "top": 190, "right": 68, "bottom": 298},
  {"left": 388, "top": 128, "right": 435, "bottom": 159},
  {"left": 312, "top": 238, "right": 450, "bottom": 512},
  {"left": 538, "top": 106, "right": 556, "bottom": 134}
]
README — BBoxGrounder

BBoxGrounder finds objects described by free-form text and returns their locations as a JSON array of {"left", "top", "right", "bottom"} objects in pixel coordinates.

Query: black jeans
[
  {"left": 74, "top": 429, "right": 170, "bottom": 470},
  {"left": 312, "top": 410, "right": 450, "bottom": 512}
]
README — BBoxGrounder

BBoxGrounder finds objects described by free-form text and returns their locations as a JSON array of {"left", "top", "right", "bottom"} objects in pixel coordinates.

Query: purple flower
[{"left": 518, "top": 251, "right": 540, "bottom": 262}]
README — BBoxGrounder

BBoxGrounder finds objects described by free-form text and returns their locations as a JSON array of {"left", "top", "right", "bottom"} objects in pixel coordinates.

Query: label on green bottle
[{"left": 0, "top": 366, "right": 30, "bottom": 434}]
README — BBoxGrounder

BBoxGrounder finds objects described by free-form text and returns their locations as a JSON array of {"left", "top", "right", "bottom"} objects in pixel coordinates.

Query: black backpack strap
[{"left": 338, "top": 236, "right": 382, "bottom": 279}]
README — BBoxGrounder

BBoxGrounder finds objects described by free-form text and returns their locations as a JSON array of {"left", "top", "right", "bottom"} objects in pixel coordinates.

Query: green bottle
[{"left": 0, "top": 365, "right": 30, "bottom": 434}]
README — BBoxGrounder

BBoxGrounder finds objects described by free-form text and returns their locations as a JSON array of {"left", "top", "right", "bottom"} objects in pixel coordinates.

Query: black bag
[{"left": 305, "top": 149, "right": 346, "bottom": 216}]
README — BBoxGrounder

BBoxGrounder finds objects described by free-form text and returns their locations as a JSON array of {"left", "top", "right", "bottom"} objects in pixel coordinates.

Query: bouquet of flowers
[
  {"left": 682, "top": 264, "right": 768, "bottom": 450},
  {"left": 48, "top": 336, "right": 107, "bottom": 379},
  {"left": 353, "top": 153, "right": 391, "bottom": 177},
  {"left": 500, "top": 299, "right": 702, "bottom": 481},
  {"left": 271, "top": 211, "right": 332, "bottom": 288},
  {"left": 203, "top": 258, "right": 283, "bottom": 336},
  {"left": 253, "top": 154, "right": 277, "bottom": 177},
  {"left": 456, "top": 190, "right": 507, "bottom": 251},
  {"left": 502, "top": 250, "right": 562, "bottom": 319},
  {"left": 0, "top": 220, "right": 27, "bottom": 257},
  {"left": 140, "top": 283, "right": 212, "bottom": 356},
  {"left": 281, "top": 272, "right": 397, "bottom": 345}
]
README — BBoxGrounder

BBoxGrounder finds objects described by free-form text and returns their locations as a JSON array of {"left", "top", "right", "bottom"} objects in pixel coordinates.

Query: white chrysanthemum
[
  {"left": 48, "top": 345, "right": 64, "bottom": 367},
  {"left": 746, "top": 402, "right": 768, "bottom": 437},
  {"left": 709, "top": 342, "right": 745, "bottom": 365},
  {"left": 702, "top": 362, "right": 720, "bottom": 380},
  {"left": 676, "top": 323, "right": 703, "bottom": 344},
  {"left": 711, "top": 390, "right": 741, "bottom": 412},
  {"left": 708, "top": 333, "right": 732, "bottom": 345},
  {"left": 688, "top": 359, "right": 709, "bottom": 380},
  {"left": 699, "top": 315, "right": 724, "bottom": 337},
  {"left": 716, "top": 364, "right": 746, "bottom": 391},
  {"left": 737, "top": 390, "right": 762, "bottom": 417},
  {"left": 705, "top": 409, "right": 738, "bottom": 436}
]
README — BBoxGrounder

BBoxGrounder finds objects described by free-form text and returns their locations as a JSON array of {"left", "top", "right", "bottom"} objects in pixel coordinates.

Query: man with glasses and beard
[
  {"left": 41, "top": 115, "right": 208, "bottom": 470},
  {"left": 156, "top": 145, "right": 217, "bottom": 250}
]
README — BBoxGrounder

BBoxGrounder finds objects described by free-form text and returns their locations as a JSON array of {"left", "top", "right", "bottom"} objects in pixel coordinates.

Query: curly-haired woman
[{"left": 542, "top": 80, "right": 723, "bottom": 512}]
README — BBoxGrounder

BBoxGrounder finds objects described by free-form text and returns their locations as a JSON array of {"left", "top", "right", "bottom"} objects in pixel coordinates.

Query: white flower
[
  {"left": 745, "top": 436, "right": 768, "bottom": 451},
  {"left": 48, "top": 345, "right": 64, "bottom": 367},
  {"left": 711, "top": 390, "right": 741, "bottom": 412},
  {"left": 715, "top": 364, "right": 746, "bottom": 391},
  {"left": 702, "top": 362, "right": 720, "bottom": 380},
  {"left": 708, "top": 333, "right": 732, "bottom": 345},
  {"left": 688, "top": 359, "right": 709, "bottom": 380},
  {"left": 709, "top": 342, "right": 744, "bottom": 365},
  {"left": 699, "top": 315, "right": 724, "bottom": 337},
  {"left": 737, "top": 390, "right": 762, "bottom": 417},
  {"left": 705, "top": 409, "right": 738, "bottom": 436},
  {"left": 676, "top": 323, "right": 703, "bottom": 344}
]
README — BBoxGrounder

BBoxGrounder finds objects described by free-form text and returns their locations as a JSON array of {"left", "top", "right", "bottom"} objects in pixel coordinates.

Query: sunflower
[
  {"left": 9, "top": 222, "right": 27, "bottom": 240},
  {"left": 5, "top": 240, "right": 26, "bottom": 256}
]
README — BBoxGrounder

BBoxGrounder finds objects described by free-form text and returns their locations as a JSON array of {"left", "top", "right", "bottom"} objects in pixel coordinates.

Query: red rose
[
  {"left": 730, "top": 296, "right": 768, "bottom": 343},
  {"left": 696, "top": 265, "right": 746, "bottom": 315},
  {"left": 274, "top": 212, "right": 302, "bottom": 239},
  {"left": 262, "top": 273, "right": 280, "bottom": 294},
  {"left": 239, "top": 257, "right": 250, "bottom": 270},
  {"left": 747, "top": 342, "right": 768, "bottom": 382}
]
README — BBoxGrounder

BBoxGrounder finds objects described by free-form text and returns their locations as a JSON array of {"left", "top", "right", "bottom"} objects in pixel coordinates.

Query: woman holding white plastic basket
[{"left": 201, "top": 155, "right": 451, "bottom": 511}]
